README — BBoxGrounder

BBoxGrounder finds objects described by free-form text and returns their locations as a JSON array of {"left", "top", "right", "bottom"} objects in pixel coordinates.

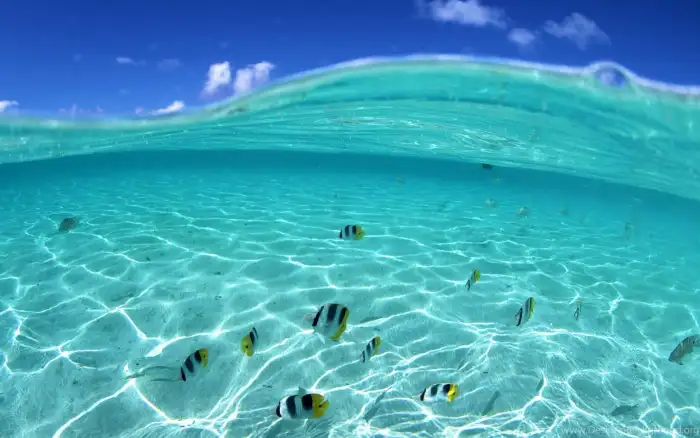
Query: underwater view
[{"left": 1, "top": 56, "right": 700, "bottom": 438}]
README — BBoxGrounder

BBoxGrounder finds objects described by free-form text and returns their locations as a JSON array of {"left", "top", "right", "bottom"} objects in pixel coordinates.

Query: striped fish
[
  {"left": 339, "top": 224, "right": 365, "bottom": 240},
  {"left": 514, "top": 297, "right": 535, "bottom": 327},
  {"left": 304, "top": 303, "right": 350, "bottom": 341},
  {"left": 417, "top": 383, "right": 459, "bottom": 403},
  {"left": 360, "top": 336, "right": 381, "bottom": 363},
  {"left": 179, "top": 348, "right": 208, "bottom": 382},
  {"left": 240, "top": 327, "right": 259, "bottom": 357},
  {"left": 275, "top": 393, "right": 329, "bottom": 420},
  {"left": 124, "top": 348, "right": 209, "bottom": 383},
  {"left": 465, "top": 269, "right": 481, "bottom": 291}
]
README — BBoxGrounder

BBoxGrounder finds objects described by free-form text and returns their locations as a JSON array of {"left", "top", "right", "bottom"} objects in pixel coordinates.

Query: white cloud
[
  {"left": 201, "top": 60, "right": 275, "bottom": 97},
  {"left": 426, "top": 0, "right": 506, "bottom": 28},
  {"left": 158, "top": 58, "right": 182, "bottom": 71},
  {"left": 151, "top": 100, "right": 185, "bottom": 115},
  {"left": 202, "top": 61, "right": 232, "bottom": 96},
  {"left": 116, "top": 56, "right": 145, "bottom": 66},
  {"left": 0, "top": 100, "right": 18, "bottom": 112},
  {"left": 543, "top": 13, "right": 609, "bottom": 50},
  {"left": 508, "top": 28, "right": 538, "bottom": 48},
  {"left": 233, "top": 61, "right": 275, "bottom": 95}
]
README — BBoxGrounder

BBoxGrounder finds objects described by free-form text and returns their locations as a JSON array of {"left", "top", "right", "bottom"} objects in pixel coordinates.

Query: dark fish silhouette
[
  {"left": 363, "top": 388, "right": 391, "bottom": 421},
  {"left": 535, "top": 376, "right": 545, "bottom": 393},
  {"left": 669, "top": 335, "right": 700, "bottom": 364},
  {"left": 58, "top": 217, "right": 80, "bottom": 233},
  {"left": 610, "top": 404, "right": 638, "bottom": 417},
  {"left": 481, "top": 163, "right": 494, "bottom": 170}
]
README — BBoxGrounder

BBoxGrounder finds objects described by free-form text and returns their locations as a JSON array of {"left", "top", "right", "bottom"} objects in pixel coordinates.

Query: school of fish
[{"left": 118, "top": 207, "right": 690, "bottom": 429}]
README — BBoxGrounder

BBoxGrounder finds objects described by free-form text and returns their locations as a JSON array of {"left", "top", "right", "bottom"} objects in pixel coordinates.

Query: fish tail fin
[{"left": 330, "top": 323, "right": 347, "bottom": 341}]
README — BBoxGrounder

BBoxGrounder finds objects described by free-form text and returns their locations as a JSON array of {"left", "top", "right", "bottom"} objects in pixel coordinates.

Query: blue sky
[{"left": 1, "top": 0, "right": 698, "bottom": 116}]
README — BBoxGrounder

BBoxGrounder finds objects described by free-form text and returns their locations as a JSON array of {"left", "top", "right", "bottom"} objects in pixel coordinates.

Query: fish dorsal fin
[{"left": 298, "top": 386, "right": 309, "bottom": 395}]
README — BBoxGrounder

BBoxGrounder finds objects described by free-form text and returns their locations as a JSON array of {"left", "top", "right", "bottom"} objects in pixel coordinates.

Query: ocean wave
[
  {"left": 1, "top": 54, "right": 698, "bottom": 203},
  {"left": 1, "top": 55, "right": 698, "bottom": 126}
]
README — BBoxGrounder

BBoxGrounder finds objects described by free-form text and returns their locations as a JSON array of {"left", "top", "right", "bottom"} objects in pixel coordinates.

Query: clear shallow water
[{"left": 1, "top": 57, "right": 700, "bottom": 438}]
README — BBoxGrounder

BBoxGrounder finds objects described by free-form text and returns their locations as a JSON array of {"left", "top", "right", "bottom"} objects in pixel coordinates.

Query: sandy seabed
[{"left": 1, "top": 162, "right": 700, "bottom": 438}]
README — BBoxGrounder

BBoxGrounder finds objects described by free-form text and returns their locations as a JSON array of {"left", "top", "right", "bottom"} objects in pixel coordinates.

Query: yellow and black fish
[
  {"left": 574, "top": 299, "right": 583, "bottom": 321},
  {"left": 339, "top": 224, "right": 365, "bottom": 240},
  {"left": 360, "top": 336, "right": 381, "bottom": 363},
  {"left": 177, "top": 349, "right": 209, "bottom": 382},
  {"left": 465, "top": 269, "right": 481, "bottom": 291},
  {"left": 240, "top": 327, "right": 259, "bottom": 357},
  {"left": 125, "top": 348, "right": 209, "bottom": 382},
  {"left": 417, "top": 383, "right": 459, "bottom": 403},
  {"left": 275, "top": 393, "right": 329, "bottom": 420},
  {"left": 304, "top": 303, "right": 350, "bottom": 341},
  {"left": 514, "top": 297, "right": 535, "bottom": 327}
]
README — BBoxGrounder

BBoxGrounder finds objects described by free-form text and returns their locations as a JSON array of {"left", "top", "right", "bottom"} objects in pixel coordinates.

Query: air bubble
[{"left": 594, "top": 66, "right": 629, "bottom": 88}]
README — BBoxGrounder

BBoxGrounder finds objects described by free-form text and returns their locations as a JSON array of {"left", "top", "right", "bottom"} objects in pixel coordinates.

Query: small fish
[
  {"left": 360, "top": 336, "right": 381, "bottom": 363},
  {"left": 303, "top": 303, "right": 350, "bottom": 341},
  {"left": 58, "top": 217, "right": 79, "bottom": 233},
  {"left": 339, "top": 224, "right": 365, "bottom": 240},
  {"left": 610, "top": 404, "right": 638, "bottom": 417},
  {"left": 125, "top": 348, "right": 209, "bottom": 382},
  {"left": 484, "top": 198, "right": 498, "bottom": 208},
  {"left": 516, "top": 207, "right": 530, "bottom": 217},
  {"left": 481, "top": 163, "right": 493, "bottom": 170},
  {"left": 363, "top": 388, "right": 391, "bottom": 421},
  {"left": 669, "top": 335, "right": 700, "bottom": 365},
  {"left": 514, "top": 297, "right": 535, "bottom": 327},
  {"left": 535, "top": 376, "right": 545, "bottom": 393},
  {"left": 465, "top": 269, "right": 481, "bottom": 292},
  {"left": 574, "top": 299, "right": 584, "bottom": 321},
  {"left": 416, "top": 383, "right": 459, "bottom": 404},
  {"left": 240, "top": 327, "right": 259, "bottom": 357},
  {"left": 275, "top": 393, "right": 329, "bottom": 420}
]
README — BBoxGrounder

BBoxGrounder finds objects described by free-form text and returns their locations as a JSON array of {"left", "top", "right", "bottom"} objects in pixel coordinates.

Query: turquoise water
[{"left": 1, "top": 57, "right": 700, "bottom": 438}]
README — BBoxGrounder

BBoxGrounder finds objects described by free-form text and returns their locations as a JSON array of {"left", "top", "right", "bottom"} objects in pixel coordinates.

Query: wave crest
[{"left": 1, "top": 55, "right": 699, "bottom": 124}]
